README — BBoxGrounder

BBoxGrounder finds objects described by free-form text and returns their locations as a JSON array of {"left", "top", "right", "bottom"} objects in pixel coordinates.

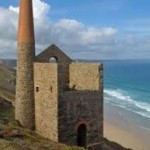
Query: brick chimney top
[{"left": 18, "top": 0, "right": 35, "bottom": 43}]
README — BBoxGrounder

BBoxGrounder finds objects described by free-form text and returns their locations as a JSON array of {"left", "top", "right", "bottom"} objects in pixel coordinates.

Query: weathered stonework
[
  {"left": 58, "top": 63, "right": 103, "bottom": 148},
  {"left": 34, "top": 63, "right": 58, "bottom": 141},
  {"left": 34, "top": 45, "right": 103, "bottom": 149},
  {"left": 15, "top": 43, "right": 35, "bottom": 129},
  {"left": 59, "top": 91, "right": 103, "bottom": 146},
  {"left": 69, "top": 63, "right": 102, "bottom": 90},
  {"left": 36, "top": 44, "right": 72, "bottom": 92},
  {"left": 15, "top": 0, "right": 35, "bottom": 130}
]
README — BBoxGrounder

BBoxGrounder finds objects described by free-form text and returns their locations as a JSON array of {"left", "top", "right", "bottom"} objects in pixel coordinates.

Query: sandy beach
[{"left": 104, "top": 103, "right": 150, "bottom": 150}]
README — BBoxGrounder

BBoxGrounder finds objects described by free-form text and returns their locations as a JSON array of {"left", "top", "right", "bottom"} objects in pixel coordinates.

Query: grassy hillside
[
  {"left": 0, "top": 64, "right": 16, "bottom": 88},
  {"left": 0, "top": 64, "right": 15, "bottom": 105}
]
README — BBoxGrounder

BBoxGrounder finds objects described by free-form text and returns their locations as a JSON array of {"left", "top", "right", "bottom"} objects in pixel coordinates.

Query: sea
[{"left": 102, "top": 60, "right": 150, "bottom": 129}]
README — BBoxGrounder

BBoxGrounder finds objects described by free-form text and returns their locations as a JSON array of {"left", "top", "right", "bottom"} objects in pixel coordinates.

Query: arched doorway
[{"left": 77, "top": 124, "right": 87, "bottom": 148}]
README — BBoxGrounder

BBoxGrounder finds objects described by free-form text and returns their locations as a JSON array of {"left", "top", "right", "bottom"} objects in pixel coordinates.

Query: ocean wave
[
  {"left": 104, "top": 89, "right": 150, "bottom": 119},
  {"left": 105, "top": 89, "right": 133, "bottom": 102}
]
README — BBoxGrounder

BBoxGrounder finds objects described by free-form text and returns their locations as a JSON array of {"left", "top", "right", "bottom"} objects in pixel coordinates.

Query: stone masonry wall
[
  {"left": 58, "top": 62, "right": 103, "bottom": 148},
  {"left": 59, "top": 91, "right": 103, "bottom": 147},
  {"left": 33, "top": 55, "right": 103, "bottom": 149},
  {"left": 57, "top": 63, "right": 70, "bottom": 91},
  {"left": 15, "top": 43, "right": 35, "bottom": 129},
  {"left": 36, "top": 45, "right": 72, "bottom": 92},
  {"left": 69, "top": 63, "right": 102, "bottom": 90},
  {"left": 34, "top": 63, "right": 58, "bottom": 141}
]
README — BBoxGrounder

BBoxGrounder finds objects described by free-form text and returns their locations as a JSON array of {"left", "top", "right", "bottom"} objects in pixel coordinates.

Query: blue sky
[
  {"left": 0, "top": 0, "right": 150, "bottom": 59},
  {"left": 49, "top": 0, "right": 150, "bottom": 26},
  {"left": 2, "top": 0, "right": 147, "bottom": 27}
]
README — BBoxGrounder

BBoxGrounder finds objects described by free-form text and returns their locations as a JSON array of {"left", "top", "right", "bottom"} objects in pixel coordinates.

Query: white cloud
[
  {"left": 33, "top": 0, "right": 50, "bottom": 19},
  {"left": 0, "top": 0, "right": 150, "bottom": 59},
  {"left": 0, "top": 7, "right": 18, "bottom": 58},
  {"left": 51, "top": 19, "right": 117, "bottom": 47}
]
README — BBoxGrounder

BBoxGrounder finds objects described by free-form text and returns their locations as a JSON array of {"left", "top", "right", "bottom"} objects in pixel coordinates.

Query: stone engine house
[
  {"left": 15, "top": 0, "right": 103, "bottom": 149},
  {"left": 34, "top": 44, "right": 103, "bottom": 148}
]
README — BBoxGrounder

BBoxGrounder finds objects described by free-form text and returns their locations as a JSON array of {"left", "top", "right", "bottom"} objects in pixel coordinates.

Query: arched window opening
[
  {"left": 49, "top": 56, "right": 58, "bottom": 63},
  {"left": 77, "top": 124, "right": 87, "bottom": 148}
]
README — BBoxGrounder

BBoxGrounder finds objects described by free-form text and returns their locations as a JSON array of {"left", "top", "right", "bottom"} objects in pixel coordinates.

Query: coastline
[{"left": 104, "top": 103, "right": 150, "bottom": 150}]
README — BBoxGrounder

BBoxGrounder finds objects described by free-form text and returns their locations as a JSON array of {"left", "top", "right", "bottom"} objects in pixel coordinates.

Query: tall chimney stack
[{"left": 15, "top": 0, "right": 35, "bottom": 129}]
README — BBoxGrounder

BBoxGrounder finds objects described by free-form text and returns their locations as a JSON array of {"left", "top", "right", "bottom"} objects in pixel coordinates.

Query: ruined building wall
[
  {"left": 34, "top": 63, "right": 58, "bottom": 141},
  {"left": 69, "top": 63, "right": 102, "bottom": 90},
  {"left": 59, "top": 91, "right": 103, "bottom": 146},
  {"left": 35, "top": 45, "right": 72, "bottom": 91},
  {"left": 57, "top": 63, "right": 70, "bottom": 91},
  {"left": 34, "top": 50, "right": 103, "bottom": 148},
  {"left": 58, "top": 63, "right": 103, "bottom": 147}
]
